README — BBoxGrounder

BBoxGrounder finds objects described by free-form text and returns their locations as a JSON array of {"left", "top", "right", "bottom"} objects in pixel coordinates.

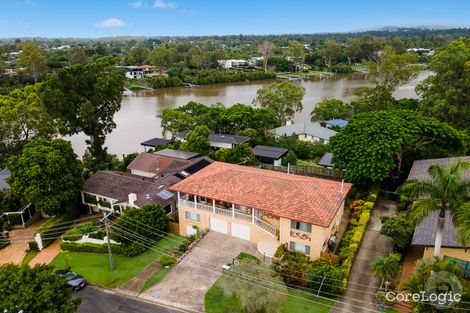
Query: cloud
[
  {"left": 153, "top": 0, "right": 176, "bottom": 9},
  {"left": 129, "top": 0, "right": 176, "bottom": 9},
  {"left": 181, "top": 9, "right": 199, "bottom": 16},
  {"left": 94, "top": 18, "right": 127, "bottom": 28}
]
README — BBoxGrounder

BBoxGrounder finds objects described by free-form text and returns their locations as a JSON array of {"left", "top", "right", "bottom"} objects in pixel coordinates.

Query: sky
[{"left": 0, "top": 0, "right": 469, "bottom": 38}]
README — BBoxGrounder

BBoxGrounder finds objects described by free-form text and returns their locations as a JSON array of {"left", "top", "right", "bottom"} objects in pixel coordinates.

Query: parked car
[{"left": 56, "top": 270, "right": 86, "bottom": 291}]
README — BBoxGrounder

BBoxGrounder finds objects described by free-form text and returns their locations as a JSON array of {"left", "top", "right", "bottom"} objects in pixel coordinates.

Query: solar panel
[{"left": 157, "top": 189, "right": 174, "bottom": 200}]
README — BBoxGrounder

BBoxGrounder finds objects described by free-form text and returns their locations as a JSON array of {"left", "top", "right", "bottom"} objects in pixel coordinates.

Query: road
[{"left": 77, "top": 286, "right": 184, "bottom": 313}]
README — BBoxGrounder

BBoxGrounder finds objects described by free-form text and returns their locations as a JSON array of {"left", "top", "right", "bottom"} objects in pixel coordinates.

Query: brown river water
[{"left": 69, "top": 71, "right": 432, "bottom": 157}]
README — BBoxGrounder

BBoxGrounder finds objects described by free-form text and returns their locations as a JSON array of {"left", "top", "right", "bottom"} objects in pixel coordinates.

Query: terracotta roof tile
[{"left": 170, "top": 162, "right": 351, "bottom": 227}]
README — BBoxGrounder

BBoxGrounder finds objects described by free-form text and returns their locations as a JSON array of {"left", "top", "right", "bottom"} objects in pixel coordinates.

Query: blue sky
[{"left": 0, "top": 0, "right": 469, "bottom": 38}]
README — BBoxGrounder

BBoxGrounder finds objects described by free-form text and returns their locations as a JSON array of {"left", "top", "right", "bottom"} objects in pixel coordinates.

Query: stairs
[
  {"left": 254, "top": 218, "right": 277, "bottom": 238},
  {"left": 257, "top": 240, "right": 279, "bottom": 258}
]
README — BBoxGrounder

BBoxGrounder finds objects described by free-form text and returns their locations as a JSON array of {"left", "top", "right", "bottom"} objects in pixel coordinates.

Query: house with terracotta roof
[
  {"left": 170, "top": 161, "right": 352, "bottom": 259},
  {"left": 127, "top": 152, "right": 193, "bottom": 178},
  {"left": 408, "top": 156, "right": 470, "bottom": 267}
]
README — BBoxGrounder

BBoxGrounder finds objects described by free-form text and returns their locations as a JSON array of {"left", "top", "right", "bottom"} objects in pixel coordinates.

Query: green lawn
[
  {"left": 51, "top": 234, "right": 184, "bottom": 288},
  {"left": 21, "top": 250, "right": 39, "bottom": 266},
  {"left": 140, "top": 265, "right": 173, "bottom": 292},
  {"left": 205, "top": 281, "right": 334, "bottom": 313}
]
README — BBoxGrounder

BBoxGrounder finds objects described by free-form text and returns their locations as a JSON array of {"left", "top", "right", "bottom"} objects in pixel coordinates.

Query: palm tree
[
  {"left": 397, "top": 160, "right": 470, "bottom": 257},
  {"left": 372, "top": 253, "right": 400, "bottom": 290}
]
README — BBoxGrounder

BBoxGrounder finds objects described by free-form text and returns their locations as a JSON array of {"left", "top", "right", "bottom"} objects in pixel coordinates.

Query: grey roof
[
  {"left": 252, "top": 145, "right": 289, "bottom": 159},
  {"left": 411, "top": 211, "right": 464, "bottom": 248},
  {"left": 317, "top": 152, "right": 334, "bottom": 168},
  {"left": 271, "top": 122, "right": 337, "bottom": 140},
  {"left": 154, "top": 149, "right": 200, "bottom": 160},
  {"left": 82, "top": 171, "right": 179, "bottom": 208},
  {"left": 408, "top": 156, "right": 470, "bottom": 181},
  {"left": 409, "top": 156, "right": 470, "bottom": 249},
  {"left": 0, "top": 169, "right": 10, "bottom": 189},
  {"left": 177, "top": 131, "right": 250, "bottom": 144},
  {"left": 140, "top": 137, "right": 172, "bottom": 148}
]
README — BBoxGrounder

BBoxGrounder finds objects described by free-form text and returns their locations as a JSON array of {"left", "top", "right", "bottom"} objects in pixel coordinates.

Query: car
[{"left": 56, "top": 270, "right": 86, "bottom": 291}]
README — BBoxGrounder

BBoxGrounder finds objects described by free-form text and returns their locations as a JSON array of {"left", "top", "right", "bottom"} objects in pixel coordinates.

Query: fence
[
  {"left": 169, "top": 221, "right": 180, "bottom": 235},
  {"left": 259, "top": 164, "right": 345, "bottom": 180}
]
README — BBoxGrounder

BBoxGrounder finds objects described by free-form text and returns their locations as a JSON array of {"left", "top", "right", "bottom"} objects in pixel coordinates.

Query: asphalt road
[{"left": 76, "top": 286, "right": 183, "bottom": 313}]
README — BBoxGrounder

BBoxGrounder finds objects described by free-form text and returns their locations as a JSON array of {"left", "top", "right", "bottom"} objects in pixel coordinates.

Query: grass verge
[
  {"left": 51, "top": 234, "right": 184, "bottom": 288},
  {"left": 21, "top": 250, "right": 39, "bottom": 266},
  {"left": 140, "top": 266, "right": 173, "bottom": 292}
]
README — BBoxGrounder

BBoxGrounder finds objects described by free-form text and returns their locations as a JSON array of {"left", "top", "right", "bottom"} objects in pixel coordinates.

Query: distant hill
[{"left": 351, "top": 24, "right": 470, "bottom": 33}]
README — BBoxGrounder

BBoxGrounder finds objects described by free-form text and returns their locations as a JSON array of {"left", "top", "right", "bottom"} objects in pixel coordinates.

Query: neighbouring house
[
  {"left": 171, "top": 161, "right": 352, "bottom": 259},
  {"left": 140, "top": 137, "right": 172, "bottom": 151},
  {"left": 81, "top": 171, "right": 180, "bottom": 215},
  {"left": 323, "top": 119, "right": 348, "bottom": 129},
  {"left": 118, "top": 66, "right": 145, "bottom": 79},
  {"left": 82, "top": 153, "right": 213, "bottom": 215},
  {"left": 408, "top": 156, "right": 470, "bottom": 269},
  {"left": 271, "top": 122, "right": 337, "bottom": 144},
  {"left": 218, "top": 59, "right": 248, "bottom": 69},
  {"left": 252, "top": 145, "right": 289, "bottom": 166},
  {"left": 0, "top": 169, "right": 10, "bottom": 190},
  {"left": 317, "top": 152, "right": 334, "bottom": 169},
  {"left": 176, "top": 131, "right": 250, "bottom": 150},
  {"left": 154, "top": 148, "right": 200, "bottom": 160}
]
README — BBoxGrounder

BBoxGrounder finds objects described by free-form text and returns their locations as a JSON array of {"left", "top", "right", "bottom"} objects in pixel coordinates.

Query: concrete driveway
[
  {"left": 142, "top": 231, "right": 262, "bottom": 312},
  {"left": 0, "top": 219, "right": 44, "bottom": 265}
]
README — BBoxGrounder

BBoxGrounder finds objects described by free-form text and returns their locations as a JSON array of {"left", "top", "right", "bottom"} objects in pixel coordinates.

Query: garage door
[
  {"left": 232, "top": 223, "right": 251, "bottom": 240},
  {"left": 210, "top": 218, "right": 228, "bottom": 234},
  {"left": 186, "top": 225, "right": 197, "bottom": 236}
]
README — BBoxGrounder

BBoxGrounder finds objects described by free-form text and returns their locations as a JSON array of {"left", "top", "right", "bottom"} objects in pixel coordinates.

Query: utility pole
[{"left": 100, "top": 211, "right": 115, "bottom": 271}]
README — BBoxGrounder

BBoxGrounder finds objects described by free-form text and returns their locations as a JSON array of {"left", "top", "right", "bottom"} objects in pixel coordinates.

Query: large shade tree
[
  {"left": 252, "top": 81, "right": 305, "bottom": 124},
  {"left": 397, "top": 160, "right": 470, "bottom": 257},
  {"left": 40, "top": 62, "right": 124, "bottom": 171},
  {"left": 0, "top": 264, "right": 80, "bottom": 313},
  {"left": 7, "top": 139, "right": 83, "bottom": 216},
  {"left": 331, "top": 110, "right": 466, "bottom": 185}
]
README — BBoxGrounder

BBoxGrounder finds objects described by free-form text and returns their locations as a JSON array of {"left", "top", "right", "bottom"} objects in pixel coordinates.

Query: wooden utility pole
[{"left": 101, "top": 211, "right": 115, "bottom": 271}]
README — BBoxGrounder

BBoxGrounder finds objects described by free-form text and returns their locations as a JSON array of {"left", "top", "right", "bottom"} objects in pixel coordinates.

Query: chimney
[{"left": 128, "top": 193, "right": 137, "bottom": 206}]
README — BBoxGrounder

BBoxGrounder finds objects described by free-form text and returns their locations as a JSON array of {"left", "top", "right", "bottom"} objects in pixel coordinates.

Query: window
[
  {"left": 291, "top": 220, "right": 312, "bottom": 233},
  {"left": 185, "top": 211, "right": 201, "bottom": 222},
  {"left": 290, "top": 241, "right": 311, "bottom": 255}
]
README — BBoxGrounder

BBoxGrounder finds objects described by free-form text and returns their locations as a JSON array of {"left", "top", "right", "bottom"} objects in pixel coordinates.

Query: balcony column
[
  {"left": 232, "top": 203, "right": 235, "bottom": 218},
  {"left": 177, "top": 192, "right": 181, "bottom": 205},
  {"left": 252, "top": 208, "right": 255, "bottom": 223},
  {"left": 194, "top": 195, "right": 197, "bottom": 209},
  {"left": 212, "top": 199, "right": 215, "bottom": 214}
]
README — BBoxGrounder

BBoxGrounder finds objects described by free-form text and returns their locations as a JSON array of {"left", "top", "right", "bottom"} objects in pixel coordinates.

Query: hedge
[
  {"left": 0, "top": 240, "right": 10, "bottom": 250},
  {"left": 60, "top": 241, "right": 146, "bottom": 257},
  {"left": 63, "top": 222, "right": 101, "bottom": 242}
]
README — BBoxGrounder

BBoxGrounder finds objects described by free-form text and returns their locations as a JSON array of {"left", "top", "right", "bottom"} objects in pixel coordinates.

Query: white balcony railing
[{"left": 180, "top": 199, "right": 254, "bottom": 223}]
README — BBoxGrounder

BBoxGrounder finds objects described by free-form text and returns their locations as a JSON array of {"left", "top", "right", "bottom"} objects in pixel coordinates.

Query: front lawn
[
  {"left": 140, "top": 265, "right": 173, "bottom": 292},
  {"left": 21, "top": 250, "right": 39, "bottom": 266},
  {"left": 51, "top": 234, "right": 184, "bottom": 288},
  {"left": 204, "top": 281, "right": 334, "bottom": 313}
]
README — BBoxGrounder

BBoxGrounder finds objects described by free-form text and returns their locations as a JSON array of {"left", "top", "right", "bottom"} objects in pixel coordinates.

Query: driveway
[
  {"left": 330, "top": 198, "right": 398, "bottom": 313},
  {"left": 0, "top": 219, "right": 44, "bottom": 265},
  {"left": 142, "top": 231, "right": 262, "bottom": 312},
  {"left": 77, "top": 286, "right": 182, "bottom": 313}
]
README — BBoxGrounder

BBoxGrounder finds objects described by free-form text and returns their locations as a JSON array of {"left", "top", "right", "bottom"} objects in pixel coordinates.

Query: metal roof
[
  {"left": 324, "top": 119, "right": 348, "bottom": 128},
  {"left": 154, "top": 149, "right": 200, "bottom": 160},
  {"left": 140, "top": 138, "right": 172, "bottom": 148},
  {"left": 271, "top": 122, "right": 337, "bottom": 140},
  {"left": 317, "top": 152, "right": 334, "bottom": 168},
  {"left": 252, "top": 145, "right": 289, "bottom": 159},
  {"left": 177, "top": 131, "right": 250, "bottom": 144}
]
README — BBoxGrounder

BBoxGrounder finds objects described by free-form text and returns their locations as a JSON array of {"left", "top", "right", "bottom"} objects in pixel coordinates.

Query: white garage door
[
  {"left": 210, "top": 218, "right": 228, "bottom": 234},
  {"left": 186, "top": 225, "right": 197, "bottom": 236},
  {"left": 232, "top": 223, "right": 251, "bottom": 240}
]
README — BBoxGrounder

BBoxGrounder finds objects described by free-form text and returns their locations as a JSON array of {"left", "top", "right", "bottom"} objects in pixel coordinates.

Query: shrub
[
  {"left": 61, "top": 242, "right": 117, "bottom": 254},
  {"left": 358, "top": 211, "right": 370, "bottom": 226},
  {"left": 28, "top": 241, "right": 39, "bottom": 251},
  {"left": 120, "top": 243, "right": 147, "bottom": 257},
  {"left": 274, "top": 244, "right": 288, "bottom": 258},
  {"left": 63, "top": 222, "right": 100, "bottom": 242},
  {"left": 376, "top": 290, "right": 396, "bottom": 306},
  {"left": 363, "top": 201, "right": 374, "bottom": 211},
  {"left": 88, "top": 229, "right": 106, "bottom": 240},
  {"left": 159, "top": 255, "right": 175, "bottom": 266},
  {"left": 366, "top": 193, "right": 377, "bottom": 203},
  {"left": 308, "top": 260, "right": 345, "bottom": 296},
  {"left": 179, "top": 242, "right": 188, "bottom": 253}
]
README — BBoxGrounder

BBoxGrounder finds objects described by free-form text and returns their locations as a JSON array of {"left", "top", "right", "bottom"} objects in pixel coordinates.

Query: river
[{"left": 69, "top": 70, "right": 432, "bottom": 157}]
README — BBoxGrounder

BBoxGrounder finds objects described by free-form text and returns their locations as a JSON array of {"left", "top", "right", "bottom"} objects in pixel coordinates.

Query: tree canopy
[
  {"left": 252, "top": 81, "right": 305, "bottom": 124},
  {"left": 310, "top": 98, "right": 352, "bottom": 122},
  {"left": 0, "top": 264, "right": 80, "bottom": 313},
  {"left": 417, "top": 39, "right": 470, "bottom": 131},
  {"left": 40, "top": 62, "right": 125, "bottom": 171},
  {"left": 17, "top": 41, "right": 49, "bottom": 82},
  {"left": 7, "top": 139, "right": 83, "bottom": 216},
  {"left": 181, "top": 125, "right": 211, "bottom": 155},
  {"left": 331, "top": 110, "right": 466, "bottom": 185}
]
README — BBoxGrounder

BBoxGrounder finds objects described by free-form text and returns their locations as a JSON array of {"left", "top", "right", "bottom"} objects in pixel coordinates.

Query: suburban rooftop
[{"left": 170, "top": 161, "right": 352, "bottom": 227}]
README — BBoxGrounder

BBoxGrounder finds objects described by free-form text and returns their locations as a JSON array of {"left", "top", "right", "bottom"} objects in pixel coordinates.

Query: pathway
[
  {"left": 118, "top": 261, "right": 162, "bottom": 294},
  {"left": 29, "top": 238, "right": 62, "bottom": 266},
  {"left": 0, "top": 219, "right": 44, "bottom": 265},
  {"left": 330, "top": 199, "right": 398, "bottom": 313}
]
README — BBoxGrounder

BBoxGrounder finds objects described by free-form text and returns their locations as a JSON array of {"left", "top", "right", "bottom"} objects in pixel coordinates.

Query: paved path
[
  {"left": 0, "top": 220, "right": 44, "bottom": 265},
  {"left": 29, "top": 238, "right": 62, "bottom": 266},
  {"left": 142, "top": 231, "right": 262, "bottom": 312},
  {"left": 119, "top": 260, "right": 162, "bottom": 294},
  {"left": 77, "top": 285, "right": 184, "bottom": 313},
  {"left": 331, "top": 199, "right": 398, "bottom": 313}
]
